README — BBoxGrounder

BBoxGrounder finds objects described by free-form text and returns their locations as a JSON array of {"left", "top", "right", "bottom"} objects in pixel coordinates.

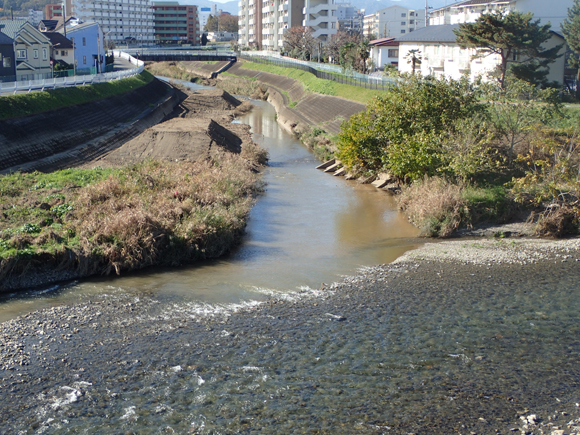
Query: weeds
[{"left": 0, "top": 152, "right": 266, "bottom": 284}]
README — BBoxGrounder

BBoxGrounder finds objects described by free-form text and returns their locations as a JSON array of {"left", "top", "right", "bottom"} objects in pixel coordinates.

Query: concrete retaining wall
[{"left": 0, "top": 78, "right": 178, "bottom": 173}]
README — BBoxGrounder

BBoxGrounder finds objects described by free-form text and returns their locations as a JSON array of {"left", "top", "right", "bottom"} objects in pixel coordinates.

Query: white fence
[{"left": 0, "top": 52, "right": 144, "bottom": 96}]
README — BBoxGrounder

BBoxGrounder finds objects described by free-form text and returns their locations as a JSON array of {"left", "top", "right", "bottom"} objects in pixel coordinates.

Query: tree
[
  {"left": 561, "top": 0, "right": 580, "bottom": 98},
  {"left": 326, "top": 30, "right": 361, "bottom": 64},
  {"left": 405, "top": 49, "right": 422, "bottom": 75},
  {"left": 204, "top": 13, "right": 239, "bottom": 33},
  {"left": 283, "top": 27, "right": 316, "bottom": 60},
  {"left": 358, "top": 40, "right": 370, "bottom": 74},
  {"left": 454, "top": 11, "right": 563, "bottom": 89},
  {"left": 201, "top": 33, "right": 208, "bottom": 46},
  {"left": 336, "top": 76, "right": 485, "bottom": 181}
]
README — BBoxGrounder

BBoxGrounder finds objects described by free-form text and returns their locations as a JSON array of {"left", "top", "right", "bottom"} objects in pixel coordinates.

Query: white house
[
  {"left": 429, "top": 0, "right": 570, "bottom": 30},
  {"left": 396, "top": 24, "right": 567, "bottom": 85},
  {"left": 369, "top": 37, "right": 399, "bottom": 70}
]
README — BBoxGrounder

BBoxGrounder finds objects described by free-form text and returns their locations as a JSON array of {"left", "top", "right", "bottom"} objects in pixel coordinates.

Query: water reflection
[{"left": 0, "top": 97, "right": 420, "bottom": 322}]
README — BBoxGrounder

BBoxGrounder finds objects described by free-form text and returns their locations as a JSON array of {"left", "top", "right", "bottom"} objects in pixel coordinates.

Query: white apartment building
[
  {"left": 302, "top": 0, "right": 338, "bottom": 42},
  {"left": 65, "top": 0, "right": 155, "bottom": 44},
  {"left": 199, "top": 5, "right": 217, "bottom": 31},
  {"left": 238, "top": 0, "right": 337, "bottom": 50},
  {"left": 363, "top": 5, "right": 425, "bottom": 39},
  {"left": 429, "top": 0, "right": 570, "bottom": 30}
]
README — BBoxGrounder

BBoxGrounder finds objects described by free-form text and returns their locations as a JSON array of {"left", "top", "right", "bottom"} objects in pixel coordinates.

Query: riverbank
[
  {"left": 0, "top": 88, "right": 267, "bottom": 292},
  {"left": 1, "top": 237, "right": 579, "bottom": 434}
]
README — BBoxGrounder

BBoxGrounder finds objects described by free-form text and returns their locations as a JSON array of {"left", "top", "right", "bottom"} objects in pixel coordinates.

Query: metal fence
[
  {"left": 238, "top": 52, "right": 396, "bottom": 91},
  {"left": 0, "top": 52, "right": 144, "bottom": 96}
]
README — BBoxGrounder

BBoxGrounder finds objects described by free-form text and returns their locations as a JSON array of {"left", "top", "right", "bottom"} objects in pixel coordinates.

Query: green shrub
[{"left": 336, "top": 75, "right": 485, "bottom": 181}]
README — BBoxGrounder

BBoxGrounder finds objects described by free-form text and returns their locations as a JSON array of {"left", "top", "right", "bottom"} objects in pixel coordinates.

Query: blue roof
[{"left": 395, "top": 24, "right": 461, "bottom": 43}]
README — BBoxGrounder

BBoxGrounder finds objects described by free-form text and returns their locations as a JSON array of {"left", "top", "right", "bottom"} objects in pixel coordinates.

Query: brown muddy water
[{"left": 0, "top": 98, "right": 419, "bottom": 322}]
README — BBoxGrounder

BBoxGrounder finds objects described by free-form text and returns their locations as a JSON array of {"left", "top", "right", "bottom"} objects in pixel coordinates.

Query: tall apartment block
[
  {"left": 152, "top": 2, "right": 199, "bottom": 44},
  {"left": 239, "top": 0, "right": 337, "bottom": 50},
  {"left": 45, "top": 4, "right": 64, "bottom": 20},
  {"left": 65, "top": 0, "right": 155, "bottom": 44},
  {"left": 363, "top": 5, "right": 425, "bottom": 39}
]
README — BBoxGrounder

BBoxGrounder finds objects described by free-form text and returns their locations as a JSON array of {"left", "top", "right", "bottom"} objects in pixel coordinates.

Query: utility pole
[{"left": 425, "top": 0, "right": 428, "bottom": 27}]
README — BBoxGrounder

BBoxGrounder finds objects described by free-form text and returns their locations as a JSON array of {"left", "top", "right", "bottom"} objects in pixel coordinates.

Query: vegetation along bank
[
  {"left": 166, "top": 59, "right": 580, "bottom": 239},
  {"left": 0, "top": 72, "right": 267, "bottom": 292}
]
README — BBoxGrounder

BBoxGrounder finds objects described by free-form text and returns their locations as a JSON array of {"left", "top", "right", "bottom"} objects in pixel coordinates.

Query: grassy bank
[
  {"left": 238, "top": 61, "right": 381, "bottom": 104},
  {"left": 0, "top": 151, "right": 265, "bottom": 288},
  {"left": 0, "top": 71, "right": 154, "bottom": 121}
]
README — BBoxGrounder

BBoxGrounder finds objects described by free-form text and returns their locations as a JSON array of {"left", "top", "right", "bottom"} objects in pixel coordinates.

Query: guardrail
[
  {"left": 0, "top": 52, "right": 144, "bottom": 96},
  {"left": 134, "top": 49, "right": 237, "bottom": 62},
  {"left": 238, "top": 52, "right": 396, "bottom": 91}
]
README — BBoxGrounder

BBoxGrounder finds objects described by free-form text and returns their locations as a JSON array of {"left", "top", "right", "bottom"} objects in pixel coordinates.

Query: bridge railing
[{"left": 0, "top": 52, "right": 144, "bottom": 96}]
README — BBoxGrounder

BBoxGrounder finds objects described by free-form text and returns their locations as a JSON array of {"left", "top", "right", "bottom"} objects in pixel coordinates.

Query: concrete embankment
[
  {"left": 182, "top": 61, "right": 366, "bottom": 137},
  {"left": 0, "top": 78, "right": 180, "bottom": 174}
]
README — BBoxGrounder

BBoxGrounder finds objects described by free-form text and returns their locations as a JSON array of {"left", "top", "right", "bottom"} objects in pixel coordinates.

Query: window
[
  {"left": 400, "top": 29, "right": 405, "bottom": 33},
  {"left": 43, "top": 48, "right": 48, "bottom": 60},
  {"left": 83, "top": 37, "right": 86, "bottom": 46},
  {"left": 2, "top": 57, "right": 11, "bottom": 68},
  {"left": 410, "top": 11, "right": 414, "bottom": 16},
  {"left": 401, "top": 21, "right": 406, "bottom": 25},
  {"left": 401, "top": 13, "right": 406, "bottom": 17},
  {"left": 17, "top": 49, "right": 26, "bottom": 59},
  {"left": 83, "top": 55, "right": 87, "bottom": 64},
  {"left": 331, "top": 22, "right": 335, "bottom": 28},
  {"left": 388, "top": 49, "right": 398, "bottom": 58},
  {"left": 33, "top": 49, "right": 39, "bottom": 59},
  {"left": 410, "top": 19, "right": 414, "bottom": 24},
  {"left": 61, "top": 50, "right": 67, "bottom": 56}
]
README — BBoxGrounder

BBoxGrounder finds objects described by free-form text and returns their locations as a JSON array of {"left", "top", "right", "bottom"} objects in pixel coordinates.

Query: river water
[
  {"left": 0, "top": 97, "right": 419, "bottom": 320},
  {"left": 2, "top": 95, "right": 580, "bottom": 435}
]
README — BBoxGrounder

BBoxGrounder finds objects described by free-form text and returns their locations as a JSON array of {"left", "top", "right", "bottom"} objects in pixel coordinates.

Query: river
[{"left": 2, "top": 95, "right": 580, "bottom": 435}]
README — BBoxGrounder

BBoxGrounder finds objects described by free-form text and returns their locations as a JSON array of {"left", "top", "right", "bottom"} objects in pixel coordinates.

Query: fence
[
  {"left": 238, "top": 52, "right": 396, "bottom": 91},
  {"left": 0, "top": 52, "right": 144, "bottom": 96}
]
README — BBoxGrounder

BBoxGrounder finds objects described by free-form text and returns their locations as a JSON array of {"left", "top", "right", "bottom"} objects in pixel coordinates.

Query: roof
[
  {"left": 0, "top": 28, "right": 14, "bottom": 45},
  {"left": 369, "top": 37, "right": 399, "bottom": 47},
  {"left": 43, "top": 32, "right": 73, "bottom": 49},
  {"left": 0, "top": 20, "right": 28, "bottom": 39},
  {"left": 39, "top": 19, "right": 59, "bottom": 31},
  {"left": 395, "top": 24, "right": 461, "bottom": 43},
  {"left": 64, "top": 21, "right": 100, "bottom": 33}
]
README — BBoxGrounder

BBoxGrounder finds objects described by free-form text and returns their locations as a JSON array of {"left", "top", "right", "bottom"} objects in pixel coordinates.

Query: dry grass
[
  {"left": 396, "top": 177, "right": 468, "bottom": 238},
  {"left": 0, "top": 152, "right": 265, "bottom": 285}
]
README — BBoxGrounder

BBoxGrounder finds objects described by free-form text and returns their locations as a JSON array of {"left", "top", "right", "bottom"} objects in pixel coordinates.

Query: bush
[{"left": 336, "top": 75, "right": 486, "bottom": 181}]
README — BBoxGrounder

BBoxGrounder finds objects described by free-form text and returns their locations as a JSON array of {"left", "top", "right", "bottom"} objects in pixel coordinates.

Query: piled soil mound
[
  {"left": 100, "top": 118, "right": 243, "bottom": 165},
  {"left": 93, "top": 89, "right": 253, "bottom": 167},
  {"left": 0, "top": 79, "right": 174, "bottom": 172},
  {"left": 179, "top": 88, "right": 241, "bottom": 114}
]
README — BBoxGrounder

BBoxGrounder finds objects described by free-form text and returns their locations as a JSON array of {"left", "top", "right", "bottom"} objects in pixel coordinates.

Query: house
[
  {"left": 59, "top": 21, "right": 105, "bottom": 74},
  {"left": 369, "top": 37, "right": 399, "bottom": 70},
  {"left": 43, "top": 32, "right": 75, "bottom": 72},
  {"left": 429, "top": 0, "right": 570, "bottom": 30},
  {"left": 396, "top": 24, "right": 567, "bottom": 85},
  {"left": 0, "top": 27, "right": 16, "bottom": 81},
  {"left": 0, "top": 20, "right": 53, "bottom": 81}
]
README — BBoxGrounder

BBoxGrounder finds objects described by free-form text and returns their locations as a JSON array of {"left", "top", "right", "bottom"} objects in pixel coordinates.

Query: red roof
[{"left": 369, "top": 37, "right": 399, "bottom": 47}]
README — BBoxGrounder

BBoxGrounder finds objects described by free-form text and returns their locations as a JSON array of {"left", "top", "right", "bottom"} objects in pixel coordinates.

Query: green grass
[
  {"left": 239, "top": 61, "right": 383, "bottom": 104},
  {"left": 0, "top": 70, "right": 154, "bottom": 121},
  {"left": 0, "top": 154, "right": 266, "bottom": 285}
]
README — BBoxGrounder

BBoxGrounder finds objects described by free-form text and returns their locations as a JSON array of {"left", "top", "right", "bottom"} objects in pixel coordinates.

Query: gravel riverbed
[{"left": 1, "top": 237, "right": 580, "bottom": 434}]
